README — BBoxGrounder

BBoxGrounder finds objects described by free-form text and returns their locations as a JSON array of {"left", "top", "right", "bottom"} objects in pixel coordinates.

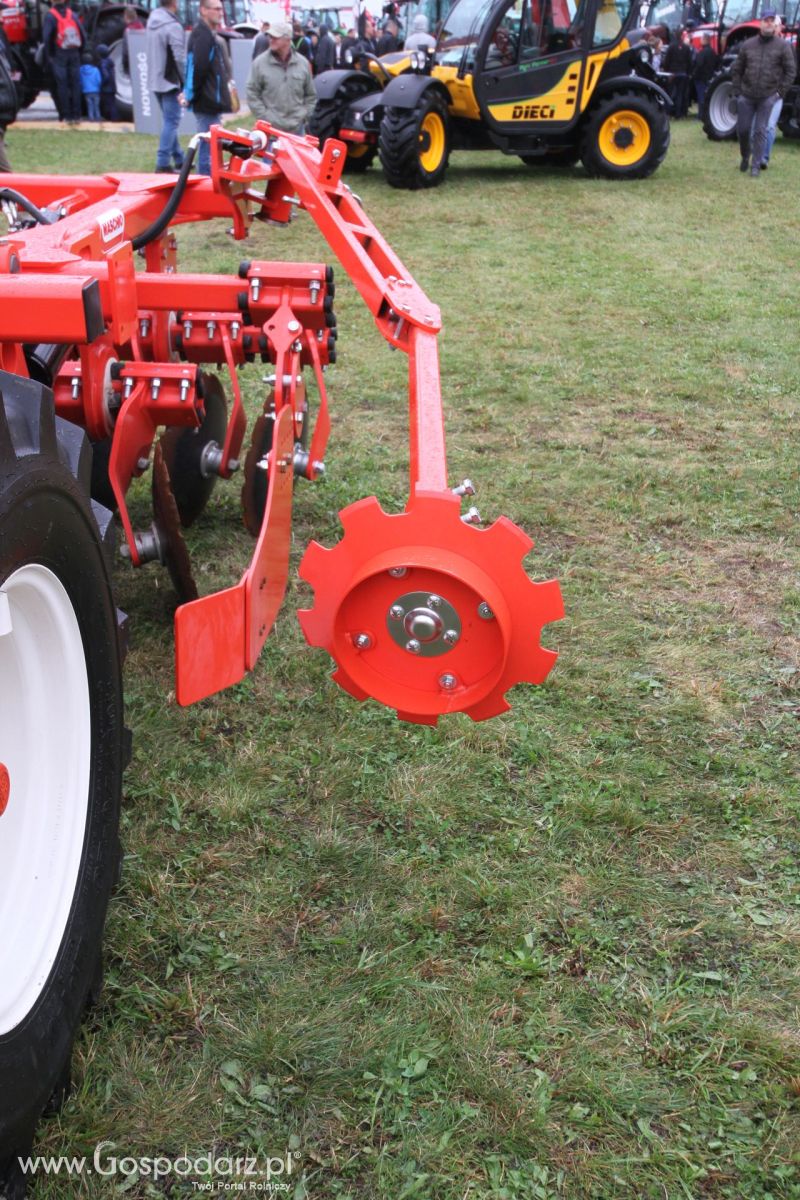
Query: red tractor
[{"left": 0, "top": 125, "right": 562, "bottom": 1190}]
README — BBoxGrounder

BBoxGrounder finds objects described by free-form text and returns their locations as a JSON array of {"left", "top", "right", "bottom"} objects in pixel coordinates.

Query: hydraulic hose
[
  {"left": 131, "top": 142, "right": 198, "bottom": 251},
  {"left": 0, "top": 188, "right": 60, "bottom": 225}
]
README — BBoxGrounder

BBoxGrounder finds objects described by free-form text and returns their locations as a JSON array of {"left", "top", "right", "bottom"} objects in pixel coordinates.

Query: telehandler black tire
[
  {"left": 379, "top": 91, "right": 451, "bottom": 189},
  {"left": 701, "top": 70, "right": 737, "bottom": 141},
  {"left": 309, "top": 96, "right": 376, "bottom": 173},
  {"left": 0, "top": 373, "right": 125, "bottom": 1194},
  {"left": 580, "top": 90, "right": 669, "bottom": 180}
]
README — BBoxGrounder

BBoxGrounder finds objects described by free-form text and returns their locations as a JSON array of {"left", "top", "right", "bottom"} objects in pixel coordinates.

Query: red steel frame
[{"left": 0, "top": 125, "right": 562, "bottom": 722}]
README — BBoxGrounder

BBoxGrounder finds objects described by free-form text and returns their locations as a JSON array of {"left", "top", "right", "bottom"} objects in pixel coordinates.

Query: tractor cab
[{"left": 461, "top": 0, "right": 648, "bottom": 136}]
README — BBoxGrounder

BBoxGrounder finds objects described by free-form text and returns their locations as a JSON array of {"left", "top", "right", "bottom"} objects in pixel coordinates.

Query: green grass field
[{"left": 8, "top": 116, "right": 800, "bottom": 1199}]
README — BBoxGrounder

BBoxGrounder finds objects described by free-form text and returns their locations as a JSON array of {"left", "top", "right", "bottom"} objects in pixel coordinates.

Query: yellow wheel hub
[
  {"left": 598, "top": 109, "right": 651, "bottom": 166},
  {"left": 418, "top": 112, "right": 445, "bottom": 173}
]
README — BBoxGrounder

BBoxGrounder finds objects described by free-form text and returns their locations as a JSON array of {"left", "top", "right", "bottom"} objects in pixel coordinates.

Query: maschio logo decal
[{"left": 98, "top": 209, "right": 125, "bottom": 244}]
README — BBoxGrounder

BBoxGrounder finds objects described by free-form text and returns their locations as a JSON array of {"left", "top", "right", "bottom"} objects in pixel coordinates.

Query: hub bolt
[
  {"left": 478, "top": 602, "right": 494, "bottom": 620},
  {"left": 443, "top": 629, "right": 459, "bottom": 646},
  {"left": 405, "top": 639, "right": 421, "bottom": 655},
  {"left": 354, "top": 633, "right": 372, "bottom": 650},
  {"left": 439, "top": 674, "right": 458, "bottom": 690},
  {"left": 427, "top": 594, "right": 442, "bottom": 609},
  {"left": 388, "top": 605, "right": 404, "bottom": 621},
  {"left": 389, "top": 566, "right": 408, "bottom": 578}
]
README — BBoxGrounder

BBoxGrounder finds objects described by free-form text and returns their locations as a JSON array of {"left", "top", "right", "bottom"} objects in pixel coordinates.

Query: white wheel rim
[{"left": 0, "top": 564, "right": 91, "bottom": 1034}]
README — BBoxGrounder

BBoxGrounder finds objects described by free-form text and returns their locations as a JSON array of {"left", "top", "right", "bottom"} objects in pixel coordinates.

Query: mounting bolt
[
  {"left": 312, "top": 460, "right": 326, "bottom": 476},
  {"left": 70, "top": 376, "right": 80, "bottom": 400},
  {"left": 151, "top": 377, "right": 161, "bottom": 400},
  {"left": 427, "top": 594, "right": 442, "bottom": 609},
  {"left": 331, "top": 148, "right": 341, "bottom": 161},
  {"left": 251, "top": 278, "right": 261, "bottom": 302},
  {"left": 354, "top": 633, "right": 372, "bottom": 650},
  {"left": 310, "top": 280, "right": 321, "bottom": 304},
  {"left": 452, "top": 479, "right": 476, "bottom": 498},
  {"left": 179, "top": 377, "right": 190, "bottom": 403},
  {"left": 405, "top": 639, "right": 421, "bottom": 655},
  {"left": 443, "top": 629, "right": 459, "bottom": 646},
  {"left": 207, "top": 320, "right": 216, "bottom": 340},
  {"left": 461, "top": 506, "right": 482, "bottom": 525},
  {"left": 227, "top": 458, "right": 240, "bottom": 473},
  {"left": 388, "top": 566, "right": 408, "bottom": 578},
  {"left": 439, "top": 674, "right": 458, "bottom": 690},
  {"left": 139, "top": 317, "right": 150, "bottom": 338},
  {"left": 231, "top": 320, "right": 240, "bottom": 340},
  {"left": 183, "top": 320, "right": 192, "bottom": 339},
  {"left": 287, "top": 320, "right": 300, "bottom": 333},
  {"left": 136, "top": 456, "right": 150, "bottom": 472},
  {"left": 478, "top": 602, "right": 494, "bottom": 620},
  {"left": 389, "top": 605, "right": 404, "bottom": 621}
]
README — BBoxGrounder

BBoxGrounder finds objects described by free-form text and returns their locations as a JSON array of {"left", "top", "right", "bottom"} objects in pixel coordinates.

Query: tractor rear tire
[
  {"left": 309, "top": 97, "right": 376, "bottom": 173},
  {"left": 0, "top": 374, "right": 125, "bottom": 1184},
  {"left": 580, "top": 90, "right": 669, "bottom": 179},
  {"left": 701, "top": 70, "right": 737, "bottom": 141},
  {"left": 379, "top": 92, "right": 451, "bottom": 189}
]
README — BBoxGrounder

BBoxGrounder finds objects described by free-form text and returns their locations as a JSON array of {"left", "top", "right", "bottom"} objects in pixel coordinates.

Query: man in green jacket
[
  {"left": 732, "top": 8, "right": 796, "bottom": 177},
  {"left": 246, "top": 20, "right": 316, "bottom": 134}
]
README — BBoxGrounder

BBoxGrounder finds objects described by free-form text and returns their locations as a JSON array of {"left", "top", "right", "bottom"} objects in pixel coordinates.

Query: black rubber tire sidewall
[
  {"left": 0, "top": 453, "right": 123, "bottom": 1164},
  {"left": 700, "top": 70, "right": 737, "bottom": 142},
  {"left": 379, "top": 92, "right": 451, "bottom": 189}
]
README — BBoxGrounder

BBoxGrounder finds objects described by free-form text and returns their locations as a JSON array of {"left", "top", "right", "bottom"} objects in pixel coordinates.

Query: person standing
[
  {"left": 662, "top": 27, "right": 692, "bottom": 117},
  {"left": 80, "top": 49, "right": 101, "bottom": 120},
  {"left": 146, "top": 0, "right": 186, "bottom": 172},
  {"left": 185, "top": 0, "right": 231, "bottom": 176},
  {"left": 692, "top": 31, "right": 718, "bottom": 115},
  {"left": 42, "top": 0, "right": 84, "bottom": 125},
  {"left": 246, "top": 20, "right": 315, "bottom": 134},
  {"left": 314, "top": 21, "right": 336, "bottom": 74},
  {"left": 251, "top": 20, "right": 271, "bottom": 59},
  {"left": 732, "top": 8, "right": 795, "bottom": 176},
  {"left": 404, "top": 14, "right": 436, "bottom": 51},
  {"left": 0, "top": 27, "right": 18, "bottom": 171}
]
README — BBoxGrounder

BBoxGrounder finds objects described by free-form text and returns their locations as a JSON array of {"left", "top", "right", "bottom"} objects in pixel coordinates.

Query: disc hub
[{"left": 387, "top": 590, "right": 461, "bottom": 656}]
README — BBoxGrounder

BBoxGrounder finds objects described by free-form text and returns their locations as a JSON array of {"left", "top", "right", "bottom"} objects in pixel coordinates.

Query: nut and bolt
[
  {"left": 288, "top": 320, "right": 300, "bottom": 333},
  {"left": 439, "top": 674, "right": 458, "bottom": 691},
  {"left": 251, "top": 278, "right": 261, "bottom": 302},
  {"left": 405, "top": 639, "right": 421, "bottom": 655},
  {"left": 388, "top": 566, "right": 408, "bottom": 578},
  {"left": 427, "top": 594, "right": 442, "bottom": 609},
  {"left": 206, "top": 320, "right": 216, "bottom": 340},
  {"left": 461, "top": 506, "right": 482, "bottom": 525},
  {"left": 389, "top": 605, "right": 404, "bottom": 621},
  {"left": 70, "top": 376, "right": 81, "bottom": 400},
  {"left": 443, "top": 629, "right": 459, "bottom": 646},
  {"left": 354, "top": 633, "right": 372, "bottom": 650},
  {"left": 150, "top": 377, "right": 161, "bottom": 400},
  {"left": 452, "top": 478, "right": 476, "bottom": 498},
  {"left": 183, "top": 320, "right": 192, "bottom": 339},
  {"left": 310, "top": 280, "right": 321, "bottom": 303},
  {"left": 139, "top": 317, "right": 150, "bottom": 338},
  {"left": 179, "top": 378, "right": 190, "bottom": 403},
  {"left": 231, "top": 320, "right": 240, "bottom": 340},
  {"left": 478, "top": 602, "right": 494, "bottom": 620}
]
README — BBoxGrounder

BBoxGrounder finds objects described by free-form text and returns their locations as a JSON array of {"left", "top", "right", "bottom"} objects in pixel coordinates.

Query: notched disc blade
[
  {"left": 158, "top": 371, "right": 228, "bottom": 528},
  {"left": 152, "top": 444, "right": 199, "bottom": 602}
]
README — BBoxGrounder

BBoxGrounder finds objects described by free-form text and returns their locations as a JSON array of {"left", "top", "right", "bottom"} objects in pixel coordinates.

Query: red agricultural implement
[{"left": 0, "top": 125, "right": 562, "bottom": 1187}]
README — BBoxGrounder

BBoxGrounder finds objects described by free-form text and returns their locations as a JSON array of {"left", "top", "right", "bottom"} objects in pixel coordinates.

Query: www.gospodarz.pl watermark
[{"left": 18, "top": 1141, "right": 301, "bottom": 1192}]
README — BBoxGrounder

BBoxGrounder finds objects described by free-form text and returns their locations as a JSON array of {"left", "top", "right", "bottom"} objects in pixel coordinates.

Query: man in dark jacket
[
  {"left": 42, "top": 1, "right": 84, "bottom": 124},
  {"left": 314, "top": 22, "right": 336, "bottom": 74},
  {"left": 732, "top": 8, "right": 795, "bottom": 176},
  {"left": 662, "top": 29, "right": 693, "bottom": 117},
  {"left": 146, "top": 0, "right": 186, "bottom": 173},
  {"left": 0, "top": 27, "right": 18, "bottom": 171},
  {"left": 692, "top": 31, "right": 718, "bottom": 114},
  {"left": 185, "top": 0, "right": 231, "bottom": 175}
]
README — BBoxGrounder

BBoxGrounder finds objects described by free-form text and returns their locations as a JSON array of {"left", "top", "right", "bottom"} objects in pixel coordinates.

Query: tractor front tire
[
  {"left": 309, "top": 97, "right": 376, "bottom": 173},
  {"left": 701, "top": 70, "right": 737, "bottom": 141},
  {"left": 579, "top": 90, "right": 669, "bottom": 180},
  {"left": 0, "top": 374, "right": 125, "bottom": 1188},
  {"left": 379, "top": 92, "right": 451, "bottom": 189}
]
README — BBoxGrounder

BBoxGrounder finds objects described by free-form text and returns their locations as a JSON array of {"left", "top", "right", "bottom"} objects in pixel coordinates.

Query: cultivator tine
[{"left": 151, "top": 445, "right": 199, "bottom": 603}]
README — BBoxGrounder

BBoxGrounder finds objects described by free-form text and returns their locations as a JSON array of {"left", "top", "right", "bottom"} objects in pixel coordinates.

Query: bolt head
[
  {"left": 389, "top": 566, "right": 408, "bottom": 578},
  {"left": 427, "top": 594, "right": 442, "bottom": 609},
  {"left": 389, "top": 605, "right": 404, "bottom": 621},
  {"left": 287, "top": 320, "right": 301, "bottom": 332},
  {"left": 439, "top": 674, "right": 458, "bottom": 690},
  {"left": 478, "top": 602, "right": 494, "bottom": 620},
  {"left": 405, "top": 639, "right": 421, "bottom": 655},
  {"left": 354, "top": 633, "right": 372, "bottom": 650},
  {"left": 443, "top": 628, "right": 459, "bottom": 646}
]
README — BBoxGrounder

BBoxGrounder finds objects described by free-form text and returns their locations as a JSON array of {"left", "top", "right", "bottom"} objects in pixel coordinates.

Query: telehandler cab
[{"left": 310, "top": 0, "right": 672, "bottom": 186}]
